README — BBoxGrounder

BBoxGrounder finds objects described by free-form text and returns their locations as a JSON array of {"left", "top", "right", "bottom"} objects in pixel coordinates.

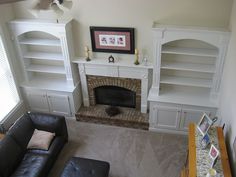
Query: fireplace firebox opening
[{"left": 94, "top": 86, "right": 136, "bottom": 108}]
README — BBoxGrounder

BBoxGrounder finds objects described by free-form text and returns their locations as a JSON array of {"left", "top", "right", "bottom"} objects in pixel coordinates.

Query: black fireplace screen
[{"left": 94, "top": 86, "right": 136, "bottom": 108}]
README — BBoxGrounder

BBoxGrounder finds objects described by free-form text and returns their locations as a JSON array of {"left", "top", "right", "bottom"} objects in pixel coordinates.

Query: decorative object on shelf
[
  {"left": 209, "top": 144, "right": 219, "bottom": 168},
  {"left": 211, "top": 116, "right": 218, "bottom": 125},
  {"left": 108, "top": 55, "right": 115, "bottom": 63},
  {"left": 197, "top": 113, "right": 213, "bottom": 136},
  {"left": 30, "top": 0, "right": 73, "bottom": 21},
  {"left": 84, "top": 46, "right": 91, "bottom": 62},
  {"left": 201, "top": 133, "right": 210, "bottom": 149},
  {"left": 206, "top": 168, "right": 217, "bottom": 177},
  {"left": 134, "top": 48, "right": 140, "bottom": 65},
  {"left": 90, "top": 26, "right": 135, "bottom": 54}
]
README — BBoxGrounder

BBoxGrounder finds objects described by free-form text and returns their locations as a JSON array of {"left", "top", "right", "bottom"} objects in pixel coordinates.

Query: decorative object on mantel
[
  {"left": 84, "top": 46, "right": 91, "bottom": 62},
  {"left": 134, "top": 48, "right": 140, "bottom": 65},
  {"left": 30, "top": 0, "right": 73, "bottom": 21},
  {"left": 108, "top": 55, "right": 115, "bottom": 63},
  {"left": 90, "top": 26, "right": 135, "bottom": 54},
  {"left": 197, "top": 113, "right": 213, "bottom": 136},
  {"left": 142, "top": 57, "right": 148, "bottom": 66}
]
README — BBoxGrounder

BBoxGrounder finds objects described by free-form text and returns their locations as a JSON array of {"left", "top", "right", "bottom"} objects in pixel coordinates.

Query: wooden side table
[{"left": 186, "top": 123, "right": 232, "bottom": 177}]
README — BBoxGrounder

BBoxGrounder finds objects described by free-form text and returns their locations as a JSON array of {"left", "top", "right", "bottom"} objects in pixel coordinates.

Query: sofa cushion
[
  {"left": 0, "top": 135, "right": 24, "bottom": 177},
  {"left": 27, "top": 136, "right": 66, "bottom": 157},
  {"left": 10, "top": 153, "right": 50, "bottom": 177},
  {"left": 27, "top": 129, "right": 55, "bottom": 150},
  {"left": 7, "top": 114, "right": 34, "bottom": 150}
]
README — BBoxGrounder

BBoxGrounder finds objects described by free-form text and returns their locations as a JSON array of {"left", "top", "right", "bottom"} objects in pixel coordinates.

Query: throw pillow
[{"left": 27, "top": 129, "right": 55, "bottom": 150}]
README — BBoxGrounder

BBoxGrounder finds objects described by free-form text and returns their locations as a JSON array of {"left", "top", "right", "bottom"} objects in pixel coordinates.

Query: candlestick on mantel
[
  {"left": 84, "top": 46, "right": 91, "bottom": 61},
  {"left": 134, "top": 48, "right": 140, "bottom": 65}
]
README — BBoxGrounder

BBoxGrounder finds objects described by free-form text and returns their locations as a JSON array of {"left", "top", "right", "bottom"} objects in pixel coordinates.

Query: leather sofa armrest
[{"left": 27, "top": 112, "right": 68, "bottom": 142}]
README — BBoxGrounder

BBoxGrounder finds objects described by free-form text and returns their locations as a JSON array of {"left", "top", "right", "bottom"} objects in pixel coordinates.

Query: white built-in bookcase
[
  {"left": 9, "top": 19, "right": 81, "bottom": 116},
  {"left": 148, "top": 24, "right": 230, "bottom": 133}
]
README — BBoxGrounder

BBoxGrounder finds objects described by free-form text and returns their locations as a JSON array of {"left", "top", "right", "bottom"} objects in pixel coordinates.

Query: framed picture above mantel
[{"left": 90, "top": 26, "right": 135, "bottom": 54}]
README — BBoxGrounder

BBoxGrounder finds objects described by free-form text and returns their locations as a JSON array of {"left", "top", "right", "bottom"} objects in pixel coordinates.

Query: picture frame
[
  {"left": 201, "top": 133, "right": 210, "bottom": 149},
  {"left": 197, "top": 113, "right": 213, "bottom": 136},
  {"left": 90, "top": 26, "right": 135, "bottom": 54},
  {"left": 209, "top": 144, "right": 219, "bottom": 168}
]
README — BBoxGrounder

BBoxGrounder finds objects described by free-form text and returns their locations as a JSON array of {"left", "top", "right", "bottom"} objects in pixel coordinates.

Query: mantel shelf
[
  {"left": 19, "top": 38, "right": 61, "bottom": 46},
  {"left": 160, "top": 75, "right": 212, "bottom": 88},
  {"left": 161, "top": 61, "right": 215, "bottom": 73},
  {"left": 73, "top": 57, "right": 153, "bottom": 69},
  {"left": 162, "top": 46, "right": 218, "bottom": 57}
]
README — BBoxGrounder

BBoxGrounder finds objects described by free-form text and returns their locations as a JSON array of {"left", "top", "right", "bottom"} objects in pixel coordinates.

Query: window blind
[{"left": 0, "top": 35, "right": 20, "bottom": 122}]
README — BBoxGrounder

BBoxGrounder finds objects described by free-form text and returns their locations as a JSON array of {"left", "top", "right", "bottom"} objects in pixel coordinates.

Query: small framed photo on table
[
  {"left": 209, "top": 144, "right": 219, "bottom": 168},
  {"left": 201, "top": 133, "right": 210, "bottom": 149},
  {"left": 197, "top": 113, "right": 213, "bottom": 136}
]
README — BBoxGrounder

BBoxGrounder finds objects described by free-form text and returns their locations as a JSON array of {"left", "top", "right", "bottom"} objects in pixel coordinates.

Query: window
[{"left": 0, "top": 34, "right": 20, "bottom": 122}]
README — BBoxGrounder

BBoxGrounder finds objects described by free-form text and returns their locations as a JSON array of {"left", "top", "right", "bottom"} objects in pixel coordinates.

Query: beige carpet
[{"left": 49, "top": 118, "right": 188, "bottom": 177}]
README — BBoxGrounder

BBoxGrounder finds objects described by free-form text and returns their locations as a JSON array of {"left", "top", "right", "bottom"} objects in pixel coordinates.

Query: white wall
[
  {"left": 0, "top": 3, "right": 26, "bottom": 131},
  {"left": 218, "top": 0, "right": 236, "bottom": 175},
  {"left": 13, "top": 0, "right": 233, "bottom": 61}
]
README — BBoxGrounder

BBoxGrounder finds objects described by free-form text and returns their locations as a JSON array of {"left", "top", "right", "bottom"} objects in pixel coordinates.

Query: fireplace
[
  {"left": 95, "top": 86, "right": 136, "bottom": 108},
  {"left": 76, "top": 75, "right": 149, "bottom": 130}
]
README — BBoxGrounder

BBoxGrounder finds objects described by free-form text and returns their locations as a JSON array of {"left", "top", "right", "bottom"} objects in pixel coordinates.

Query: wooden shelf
[
  {"left": 26, "top": 64, "right": 66, "bottom": 74},
  {"left": 162, "top": 46, "right": 218, "bottom": 57},
  {"left": 21, "top": 76, "right": 75, "bottom": 92},
  {"left": 160, "top": 75, "right": 212, "bottom": 88},
  {"left": 23, "top": 52, "right": 63, "bottom": 61},
  {"left": 161, "top": 61, "right": 215, "bottom": 73},
  {"left": 19, "top": 38, "right": 61, "bottom": 46}
]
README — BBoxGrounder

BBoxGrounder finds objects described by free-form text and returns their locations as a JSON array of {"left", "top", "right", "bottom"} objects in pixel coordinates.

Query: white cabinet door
[
  {"left": 180, "top": 109, "right": 205, "bottom": 131},
  {"left": 26, "top": 91, "right": 49, "bottom": 112},
  {"left": 155, "top": 105, "right": 181, "bottom": 130},
  {"left": 47, "top": 93, "right": 71, "bottom": 116}
]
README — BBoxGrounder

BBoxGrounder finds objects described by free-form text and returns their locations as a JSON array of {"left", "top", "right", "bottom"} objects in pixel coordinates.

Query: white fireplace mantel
[{"left": 73, "top": 57, "right": 153, "bottom": 113}]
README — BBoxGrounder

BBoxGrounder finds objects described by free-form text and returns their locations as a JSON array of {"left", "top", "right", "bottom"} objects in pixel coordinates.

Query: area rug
[{"left": 49, "top": 118, "right": 188, "bottom": 177}]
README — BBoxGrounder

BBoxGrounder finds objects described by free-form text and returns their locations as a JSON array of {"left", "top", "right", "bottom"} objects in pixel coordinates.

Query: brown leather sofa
[{"left": 0, "top": 112, "right": 68, "bottom": 177}]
